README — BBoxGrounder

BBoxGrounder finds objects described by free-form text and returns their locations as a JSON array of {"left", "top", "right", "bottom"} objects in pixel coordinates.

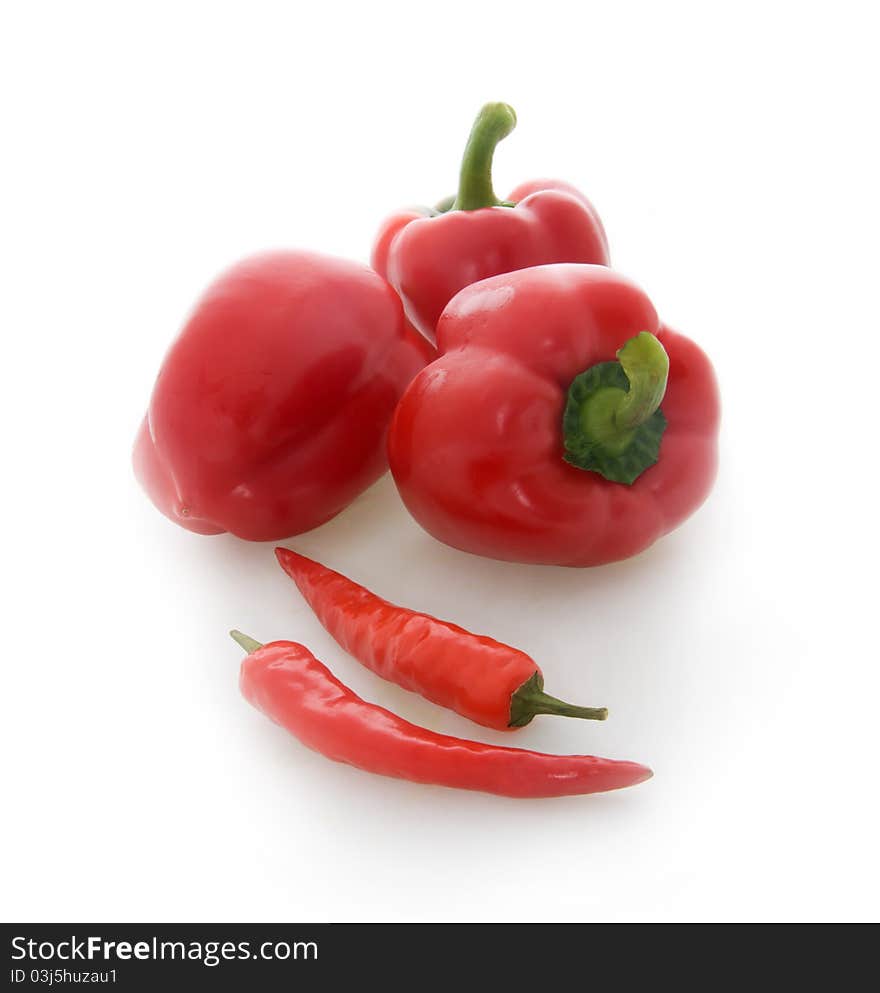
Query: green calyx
[
  {"left": 450, "top": 102, "right": 518, "bottom": 212},
  {"left": 230, "top": 630, "right": 263, "bottom": 654},
  {"left": 508, "top": 672, "right": 608, "bottom": 728},
  {"left": 562, "top": 332, "right": 669, "bottom": 485}
]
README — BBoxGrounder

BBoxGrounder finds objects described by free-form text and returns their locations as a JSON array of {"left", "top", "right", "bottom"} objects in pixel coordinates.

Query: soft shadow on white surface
[
  {"left": 107, "top": 438, "right": 826, "bottom": 922},
  {"left": 5, "top": 0, "right": 878, "bottom": 922},
  {"left": 182, "top": 470, "right": 726, "bottom": 755}
]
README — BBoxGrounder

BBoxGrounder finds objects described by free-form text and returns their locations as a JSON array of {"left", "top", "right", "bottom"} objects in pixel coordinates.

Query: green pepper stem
[
  {"left": 613, "top": 332, "right": 670, "bottom": 433},
  {"left": 561, "top": 331, "right": 669, "bottom": 485},
  {"left": 230, "top": 630, "right": 263, "bottom": 654},
  {"left": 562, "top": 331, "right": 669, "bottom": 486},
  {"left": 451, "top": 102, "right": 517, "bottom": 211},
  {"left": 508, "top": 672, "right": 608, "bottom": 728}
]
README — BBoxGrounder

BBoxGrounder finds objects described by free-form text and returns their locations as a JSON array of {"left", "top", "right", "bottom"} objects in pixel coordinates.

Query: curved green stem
[
  {"left": 562, "top": 332, "right": 669, "bottom": 485},
  {"left": 230, "top": 630, "right": 263, "bottom": 654},
  {"left": 509, "top": 672, "right": 608, "bottom": 728},
  {"left": 613, "top": 333, "right": 669, "bottom": 433},
  {"left": 451, "top": 102, "right": 517, "bottom": 211}
]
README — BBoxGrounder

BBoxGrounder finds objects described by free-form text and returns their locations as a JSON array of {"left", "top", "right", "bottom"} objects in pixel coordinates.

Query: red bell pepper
[
  {"left": 388, "top": 264, "right": 720, "bottom": 567},
  {"left": 134, "top": 251, "right": 429, "bottom": 540},
  {"left": 372, "top": 103, "right": 609, "bottom": 342}
]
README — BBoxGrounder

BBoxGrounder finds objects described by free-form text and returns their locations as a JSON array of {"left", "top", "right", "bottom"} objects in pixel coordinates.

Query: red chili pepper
[
  {"left": 372, "top": 103, "right": 609, "bottom": 342},
  {"left": 232, "top": 633, "right": 651, "bottom": 799},
  {"left": 275, "top": 548, "right": 606, "bottom": 730},
  {"left": 388, "top": 264, "right": 720, "bottom": 566},
  {"left": 133, "top": 251, "right": 430, "bottom": 540}
]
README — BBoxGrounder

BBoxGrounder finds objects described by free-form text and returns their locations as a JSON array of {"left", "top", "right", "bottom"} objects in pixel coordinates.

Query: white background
[{"left": 2, "top": 1, "right": 878, "bottom": 923}]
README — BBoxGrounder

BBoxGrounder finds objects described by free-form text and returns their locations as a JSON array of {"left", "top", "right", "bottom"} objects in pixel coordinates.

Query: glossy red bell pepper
[
  {"left": 388, "top": 264, "right": 720, "bottom": 567},
  {"left": 134, "top": 251, "right": 429, "bottom": 540},
  {"left": 372, "top": 103, "right": 609, "bottom": 341}
]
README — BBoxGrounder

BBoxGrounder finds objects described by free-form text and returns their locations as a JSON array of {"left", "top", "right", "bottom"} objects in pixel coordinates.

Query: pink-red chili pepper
[
  {"left": 275, "top": 548, "right": 606, "bottom": 730},
  {"left": 232, "top": 632, "right": 651, "bottom": 799}
]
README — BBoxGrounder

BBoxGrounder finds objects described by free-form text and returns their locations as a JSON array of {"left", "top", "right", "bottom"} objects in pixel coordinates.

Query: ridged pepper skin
[
  {"left": 374, "top": 180, "right": 608, "bottom": 343},
  {"left": 387, "top": 264, "right": 720, "bottom": 567},
  {"left": 371, "top": 103, "right": 609, "bottom": 342},
  {"left": 275, "top": 548, "right": 606, "bottom": 730},
  {"left": 133, "top": 251, "right": 429, "bottom": 540},
  {"left": 239, "top": 639, "right": 652, "bottom": 799}
]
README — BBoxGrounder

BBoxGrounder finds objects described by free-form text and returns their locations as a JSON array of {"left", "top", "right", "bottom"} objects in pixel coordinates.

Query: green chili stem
[
  {"left": 509, "top": 672, "right": 608, "bottom": 727},
  {"left": 230, "top": 630, "right": 263, "bottom": 654}
]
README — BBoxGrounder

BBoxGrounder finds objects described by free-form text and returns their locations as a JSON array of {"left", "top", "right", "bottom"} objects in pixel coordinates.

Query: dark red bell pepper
[
  {"left": 388, "top": 264, "right": 720, "bottom": 567},
  {"left": 134, "top": 251, "right": 430, "bottom": 540},
  {"left": 372, "top": 103, "right": 609, "bottom": 341}
]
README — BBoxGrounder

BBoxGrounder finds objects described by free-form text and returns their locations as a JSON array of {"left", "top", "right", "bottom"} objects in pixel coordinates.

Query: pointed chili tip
[
  {"left": 275, "top": 546, "right": 302, "bottom": 578},
  {"left": 275, "top": 545, "right": 304, "bottom": 565},
  {"left": 275, "top": 546, "right": 298, "bottom": 573}
]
